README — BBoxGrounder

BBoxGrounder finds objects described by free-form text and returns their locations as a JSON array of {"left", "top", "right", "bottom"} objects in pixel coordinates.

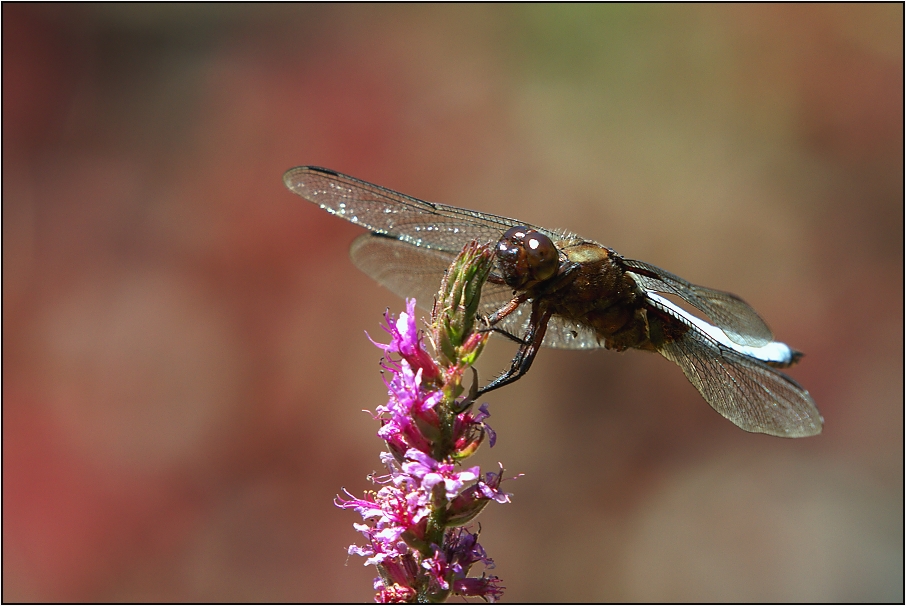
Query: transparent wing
[
  {"left": 648, "top": 297, "right": 822, "bottom": 437},
  {"left": 477, "top": 300, "right": 606, "bottom": 350},
  {"left": 290, "top": 166, "right": 595, "bottom": 348},
  {"left": 623, "top": 258, "right": 774, "bottom": 347},
  {"left": 285, "top": 166, "right": 559, "bottom": 253},
  {"left": 541, "top": 315, "right": 607, "bottom": 349}
]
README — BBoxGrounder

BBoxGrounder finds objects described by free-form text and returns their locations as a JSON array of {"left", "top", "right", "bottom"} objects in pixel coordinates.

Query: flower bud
[{"left": 432, "top": 242, "right": 493, "bottom": 367}]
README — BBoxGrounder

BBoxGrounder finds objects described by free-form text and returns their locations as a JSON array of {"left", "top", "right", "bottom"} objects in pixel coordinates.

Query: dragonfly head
[{"left": 495, "top": 226, "right": 559, "bottom": 289}]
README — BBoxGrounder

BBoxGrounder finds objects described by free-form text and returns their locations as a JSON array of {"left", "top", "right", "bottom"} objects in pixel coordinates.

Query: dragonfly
[{"left": 284, "top": 166, "right": 822, "bottom": 438}]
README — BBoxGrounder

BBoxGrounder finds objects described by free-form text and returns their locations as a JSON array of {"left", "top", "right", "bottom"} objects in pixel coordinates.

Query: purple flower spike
[{"left": 337, "top": 242, "right": 515, "bottom": 603}]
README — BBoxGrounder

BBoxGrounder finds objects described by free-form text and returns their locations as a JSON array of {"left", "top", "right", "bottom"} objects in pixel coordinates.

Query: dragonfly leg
[
  {"left": 477, "top": 300, "right": 551, "bottom": 396},
  {"left": 486, "top": 292, "right": 529, "bottom": 325},
  {"left": 475, "top": 292, "right": 532, "bottom": 343},
  {"left": 480, "top": 325, "right": 528, "bottom": 345}
]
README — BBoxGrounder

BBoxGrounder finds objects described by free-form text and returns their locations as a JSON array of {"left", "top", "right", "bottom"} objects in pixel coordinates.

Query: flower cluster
[{"left": 336, "top": 243, "right": 514, "bottom": 603}]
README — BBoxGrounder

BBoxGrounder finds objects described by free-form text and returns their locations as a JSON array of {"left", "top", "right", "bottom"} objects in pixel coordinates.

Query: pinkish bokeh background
[{"left": 3, "top": 4, "right": 902, "bottom": 602}]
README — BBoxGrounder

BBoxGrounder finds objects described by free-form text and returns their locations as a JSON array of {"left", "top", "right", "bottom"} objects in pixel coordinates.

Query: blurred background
[{"left": 3, "top": 4, "right": 902, "bottom": 602}]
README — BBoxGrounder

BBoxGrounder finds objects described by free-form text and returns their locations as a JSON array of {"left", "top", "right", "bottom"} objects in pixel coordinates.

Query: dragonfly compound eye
[
  {"left": 522, "top": 229, "right": 558, "bottom": 282},
  {"left": 497, "top": 226, "right": 558, "bottom": 288}
]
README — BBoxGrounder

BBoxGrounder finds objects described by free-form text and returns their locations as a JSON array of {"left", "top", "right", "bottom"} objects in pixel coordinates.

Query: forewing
[
  {"left": 288, "top": 167, "right": 606, "bottom": 350},
  {"left": 623, "top": 258, "right": 774, "bottom": 347},
  {"left": 285, "top": 166, "right": 557, "bottom": 253},
  {"left": 648, "top": 299, "right": 822, "bottom": 437}
]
